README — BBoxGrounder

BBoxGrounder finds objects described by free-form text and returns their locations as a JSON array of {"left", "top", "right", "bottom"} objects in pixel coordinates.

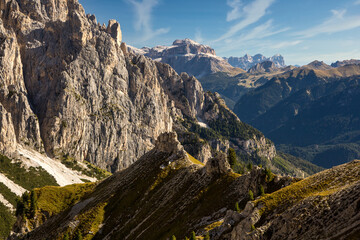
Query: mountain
[
  {"left": 8, "top": 133, "right": 360, "bottom": 240},
  {"left": 331, "top": 59, "right": 360, "bottom": 68},
  {"left": 128, "top": 39, "right": 244, "bottom": 78},
  {"left": 234, "top": 63, "right": 360, "bottom": 168},
  {"left": 303, "top": 60, "right": 333, "bottom": 70},
  {"left": 198, "top": 65, "right": 294, "bottom": 110},
  {"left": 224, "top": 54, "right": 286, "bottom": 71},
  {"left": 247, "top": 61, "right": 280, "bottom": 74},
  {"left": 0, "top": 0, "right": 324, "bottom": 237}
]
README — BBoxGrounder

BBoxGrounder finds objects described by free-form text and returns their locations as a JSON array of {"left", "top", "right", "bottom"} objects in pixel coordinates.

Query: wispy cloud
[
  {"left": 217, "top": 0, "right": 275, "bottom": 42},
  {"left": 238, "top": 20, "right": 290, "bottom": 41},
  {"left": 226, "top": 0, "right": 243, "bottom": 21},
  {"left": 127, "top": 0, "right": 170, "bottom": 41},
  {"left": 271, "top": 40, "right": 303, "bottom": 49},
  {"left": 355, "top": 0, "right": 360, "bottom": 5},
  {"left": 294, "top": 9, "right": 360, "bottom": 38},
  {"left": 194, "top": 29, "right": 204, "bottom": 43}
]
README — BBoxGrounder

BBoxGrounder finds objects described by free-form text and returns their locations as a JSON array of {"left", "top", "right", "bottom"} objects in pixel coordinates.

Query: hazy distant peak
[
  {"left": 304, "top": 60, "right": 333, "bottom": 70},
  {"left": 225, "top": 54, "right": 286, "bottom": 70}
]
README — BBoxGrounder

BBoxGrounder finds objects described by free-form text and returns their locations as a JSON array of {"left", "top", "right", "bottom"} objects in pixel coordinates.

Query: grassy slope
[
  {"left": 18, "top": 149, "right": 290, "bottom": 240},
  {"left": 255, "top": 160, "right": 360, "bottom": 216}
]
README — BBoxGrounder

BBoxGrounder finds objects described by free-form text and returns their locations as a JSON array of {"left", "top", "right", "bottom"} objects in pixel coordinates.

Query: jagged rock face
[
  {"left": 205, "top": 152, "right": 231, "bottom": 176},
  {"left": 0, "top": 0, "right": 180, "bottom": 171},
  {"left": 247, "top": 61, "right": 279, "bottom": 74},
  {"left": 0, "top": 0, "right": 275, "bottom": 173},
  {"left": 128, "top": 39, "right": 243, "bottom": 78},
  {"left": 225, "top": 54, "right": 286, "bottom": 71}
]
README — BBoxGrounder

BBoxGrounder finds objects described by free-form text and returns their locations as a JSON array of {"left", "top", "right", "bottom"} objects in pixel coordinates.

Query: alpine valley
[{"left": 0, "top": 0, "right": 358, "bottom": 240}]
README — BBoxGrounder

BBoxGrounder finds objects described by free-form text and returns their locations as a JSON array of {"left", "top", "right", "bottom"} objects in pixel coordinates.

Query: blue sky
[{"left": 79, "top": 0, "right": 360, "bottom": 65}]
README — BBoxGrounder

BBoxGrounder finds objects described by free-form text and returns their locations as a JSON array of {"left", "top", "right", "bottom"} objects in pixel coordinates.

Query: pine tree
[
  {"left": 259, "top": 185, "right": 265, "bottom": 196},
  {"left": 63, "top": 233, "right": 70, "bottom": 240},
  {"left": 30, "top": 190, "right": 38, "bottom": 218},
  {"left": 190, "top": 231, "right": 196, "bottom": 240},
  {"left": 74, "top": 231, "right": 83, "bottom": 240},
  {"left": 247, "top": 162, "right": 253, "bottom": 171},
  {"left": 227, "top": 148, "right": 237, "bottom": 168},
  {"left": 204, "top": 232, "right": 210, "bottom": 240}
]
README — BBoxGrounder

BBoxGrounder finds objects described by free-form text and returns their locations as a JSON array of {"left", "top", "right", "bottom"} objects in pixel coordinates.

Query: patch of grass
[
  {"left": 0, "top": 202, "right": 15, "bottom": 240},
  {"left": 74, "top": 202, "right": 107, "bottom": 240},
  {"left": 0, "top": 154, "right": 58, "bottom": 190},
  {"left": 203, "top": 220, "right": 224, "bottom": 232},
  {"left": 187, "top": 153, "right": 204, "bottom": 166},
  {"left": 255, "top": 161, "right": 360, "bottom": 216},
  {"left": 34, "top": 183, "right": 96, "bottom": 217}
]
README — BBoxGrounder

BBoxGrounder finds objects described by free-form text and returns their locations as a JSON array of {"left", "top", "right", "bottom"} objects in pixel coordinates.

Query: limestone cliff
[{"left": 0, "top": 0, "right": 275, "bottom": 172}]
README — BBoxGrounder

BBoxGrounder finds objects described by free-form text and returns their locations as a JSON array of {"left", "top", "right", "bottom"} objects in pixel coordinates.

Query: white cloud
[
  {"left": 217, "top": 0, "right": 275, "bottom": 42},
  {"left": 355, "top": 0, "right": 360, "bottom": 5},
  {"left": 127, "top": 0, "right": 170, "bottom": 41},
  {"left": 295, "top": 9, "right": 360, "bottom": 38}
]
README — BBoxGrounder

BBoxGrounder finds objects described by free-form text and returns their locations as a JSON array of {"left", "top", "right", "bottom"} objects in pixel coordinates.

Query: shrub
[
  {"left": 259, "top": 185, "right": 265, "bottom": 196},
  {"left": 235, "top": 202, "right": 240, "bottom": 212},
  {"left": 249, "top": 190, "right": 254, "bottom": 201},
  {"left": 190, "top": 231, "right": 196, "bottom": 240},
  {"left": 251, "top": 224, "right": 256, "bottom": 231},
  {"left": 204, "top": 232, "right": 210, "bottom": 240},
  {"left": 264, "top": 168, "right": 274, "bottom": 182}
]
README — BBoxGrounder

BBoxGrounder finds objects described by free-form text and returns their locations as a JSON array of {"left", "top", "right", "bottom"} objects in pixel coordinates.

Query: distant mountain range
[
  {"left": 128, "top": 39, "right": 244, "bottom": 78},
  {"left": 128, "top": 39, "right": 287, "bottom": 77},
  {"left": 234, "top": 62, "right": 360, "bottom": 168},
  {"left": 224, "top": 54, "right": 286, "bottom": 70}
]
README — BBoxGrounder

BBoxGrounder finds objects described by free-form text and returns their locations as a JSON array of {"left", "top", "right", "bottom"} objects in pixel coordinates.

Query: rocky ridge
[
  {"left": 225, "top": 54, "right": 286, "bottom": 71},
  {"left": 9, "top": 132, "right": 293, "bottom": 240},
  {"left": 128, "top": 39, "right": 244, "bottom": 78},
  {"left": 9, "top": 133, "right": 360, "bottom": 240}
]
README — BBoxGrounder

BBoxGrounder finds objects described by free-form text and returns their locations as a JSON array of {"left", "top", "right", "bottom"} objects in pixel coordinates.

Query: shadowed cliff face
[{"left": 0, "top": 0, "right": 274, "bottom": 172}]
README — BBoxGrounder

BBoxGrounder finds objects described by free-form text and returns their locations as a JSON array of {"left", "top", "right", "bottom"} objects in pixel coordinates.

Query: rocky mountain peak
[
  {"left": 154, "top": 132, "right": 184, "bottom": 154},
  {"left": 305, "top": 60, "right": 333, "bottom": 70},
  {"left": 106, "top": 19, "right": 122, "bottom": 46},
  {"left": 247, "top": 60, "right": 278, "bottom": 74}
]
